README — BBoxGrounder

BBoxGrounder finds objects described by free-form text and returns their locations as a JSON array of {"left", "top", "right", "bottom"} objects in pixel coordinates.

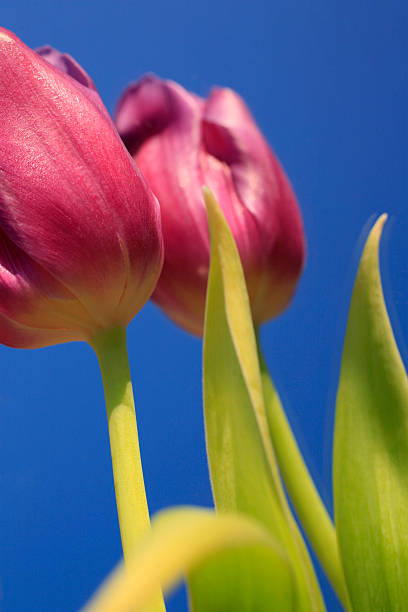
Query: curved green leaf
[
  {"left": 334, "top": 214, "right": 408, "bottom": 610},
  {"left": 202, "top": 187, "right": 325, "bottom": 612},
  {"left": 80, "top": 508, "right": 294, "bottom": 612},
  {"left": 259, "top": 350, "right": 350, "bottom": 609}
]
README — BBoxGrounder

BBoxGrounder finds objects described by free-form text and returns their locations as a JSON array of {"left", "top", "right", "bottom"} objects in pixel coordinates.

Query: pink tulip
[
  {"left": 0, "top": 30, "right": 163, "bottom": 348},
  {"left": 116, "top": 75, "right": 305, "bottom": 336}
]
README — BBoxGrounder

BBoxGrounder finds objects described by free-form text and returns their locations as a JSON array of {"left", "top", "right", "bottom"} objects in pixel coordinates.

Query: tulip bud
[
  {"left": 0, "top": 30, "right": 163, "bottom": 348},
  {"left": 116, "top": 75, "right": 305, "bottom": 336}
]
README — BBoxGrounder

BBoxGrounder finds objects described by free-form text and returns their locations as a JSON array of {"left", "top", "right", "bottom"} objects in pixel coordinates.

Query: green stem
[
  {"left": 91, "top": 325, "right": 165, "bottom": 612},
  {"left": 257, "top": 336, "right": 351, "bottom": 611}
]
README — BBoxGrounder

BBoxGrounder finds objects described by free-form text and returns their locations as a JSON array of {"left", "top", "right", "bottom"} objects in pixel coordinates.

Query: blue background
[{"left": 0, "top": 1, "right": 406, "bottom": 610}]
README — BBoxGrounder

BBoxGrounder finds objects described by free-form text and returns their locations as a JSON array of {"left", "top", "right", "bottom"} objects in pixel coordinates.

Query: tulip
[
  {"left": 0, "top": 32, "right": 165, "bottom": 600},
  {"left": 0, "top": 30, "right": 163, "bottom": 349},
  {"left": 116, "top": 75, "right": 305, "bottom": 335}
]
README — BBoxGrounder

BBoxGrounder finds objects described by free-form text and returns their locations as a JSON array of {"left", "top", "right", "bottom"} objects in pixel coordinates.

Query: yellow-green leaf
[
  {"left": 334, "top": 214, "right": 408, "bottom": 610},
  {"left": 259, "top": 352, "right": 350, "bottom": 609},
  {"left": 202, "top": 187, "right": 325, "bottom": 612},
  {"left": 80, "top": 508, "right": 294, "bottom": 612}
]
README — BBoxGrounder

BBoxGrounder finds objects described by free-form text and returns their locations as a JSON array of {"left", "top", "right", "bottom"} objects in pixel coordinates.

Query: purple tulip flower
[{"left": 116, "top": 75, "right": 305, "bottom": 335}]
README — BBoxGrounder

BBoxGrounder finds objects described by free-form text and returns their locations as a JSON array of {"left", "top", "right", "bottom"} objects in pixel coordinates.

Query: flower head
[
  {"left": 0, "top": 31, "right": 163, "bottom": 348},
  {"left": 116, "top": 75, "right": 305, "bottom": 335}
]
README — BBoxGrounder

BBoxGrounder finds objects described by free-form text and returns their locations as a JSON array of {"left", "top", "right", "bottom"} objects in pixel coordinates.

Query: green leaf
[
  {"left": 202, "top": 187, "right": 325, "bottom": 612},
  {"left": 258, "top": 350, "right": 350, "bottom": 609},
  {"left": 334, "top": 214, "right": 408, "bottom": 610},
  {"left": 80, "top": 507, "right": 294, "bottom": 612},
  {"left": 188, "top": 542, "right": 292, "bottom": 611}
]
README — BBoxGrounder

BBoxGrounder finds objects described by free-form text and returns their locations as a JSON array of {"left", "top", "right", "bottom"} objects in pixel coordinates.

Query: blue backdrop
[{"left": 0, "top": 1, "right": 406, "bottom": 611}]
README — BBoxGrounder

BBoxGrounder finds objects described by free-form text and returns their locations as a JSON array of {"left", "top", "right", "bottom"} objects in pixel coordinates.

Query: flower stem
[
  {"left": 257, "top": 336, "right": 351, "bottom": 610},
  {"left": 91, "top": 325, "right": 165, "bottom": 612}
]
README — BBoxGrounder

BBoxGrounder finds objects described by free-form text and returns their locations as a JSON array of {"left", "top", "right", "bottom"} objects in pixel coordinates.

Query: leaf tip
[
  {"left": 202, "top": 186, "right": 217, "bottom": 223},
  {"left": 375, "top": 212, "right": 388, "bottom": 229},
  {"left": 203, "top": 186, "right": 227, "bottom": 244},
  {"left": 202, "top": 184, "right": 212, "bottom": 202},
  {"left": 360, "top": 213, "right": 388, "bottom": 271},
  {"left": 370, "top": 213, "right": 387, "bottom": 245}
]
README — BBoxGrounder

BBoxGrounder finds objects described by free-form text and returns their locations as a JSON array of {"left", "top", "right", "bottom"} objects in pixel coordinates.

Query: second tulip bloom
[{"left": 116, "top": 75, "right": 305, "bottom": 335}]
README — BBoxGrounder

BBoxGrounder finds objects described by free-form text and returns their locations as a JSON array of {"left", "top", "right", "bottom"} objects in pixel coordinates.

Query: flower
[
  {"left": 0, "top": 30, "right": 163, "bottom": 348},
  {"left": 115, "top": 75, "right": 305, "bottom": 336}
]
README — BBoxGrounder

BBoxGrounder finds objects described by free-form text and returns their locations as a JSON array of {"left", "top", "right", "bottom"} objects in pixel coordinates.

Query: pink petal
[
  {"left": 0, "top": 29, "right": 163, "bottom": 345},
  {"left": 116, "top": 77, "right": 305, "bottom": 334},
  {"left": 203, "top": 87, "right": 305, "bottom": 321},
  {"left": 116, "top": 75, "right": 210, "bottom": 334},
  {"left": 36, "top": 45, "right": 97, "bottom": 90}
]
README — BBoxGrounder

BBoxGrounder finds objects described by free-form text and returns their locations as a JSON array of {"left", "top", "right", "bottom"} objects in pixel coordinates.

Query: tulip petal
[
  {"left": 0, "top": 311, "right": 80, "bottom": 349},
  {"left": 116, "top": 75, "right": 210, "bottom": 335},
  {"left": 202, "top": 88, "right": 305, "bottom": 325},
  {"left": 36, "top": 45, "right": 97, "bottom": 90},
  {"left": 0, "top": 29, "right": 162, "bottom": 335},
  {"left": 203, "top": 88, "right": 280, "bottom": 218},
  {"left": 115, "top": 74, "right": 177, "bottom": 155},
  {"left": 0, "top": 228, "right": 96, "bottom": 346}
]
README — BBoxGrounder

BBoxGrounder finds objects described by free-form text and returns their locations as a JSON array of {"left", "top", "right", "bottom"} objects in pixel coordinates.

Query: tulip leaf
[
  {"left": 334, "top": 215, "right": 408, "bottom": 610},
  {"left": 259, "top": 352, "right": 350, "bottom": 610},
  {"left": 80, "top": 507, "right": 294, "bottom": 612},
  {"left": 202, "top": 187, "right": 325, "bottom": 611}
]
